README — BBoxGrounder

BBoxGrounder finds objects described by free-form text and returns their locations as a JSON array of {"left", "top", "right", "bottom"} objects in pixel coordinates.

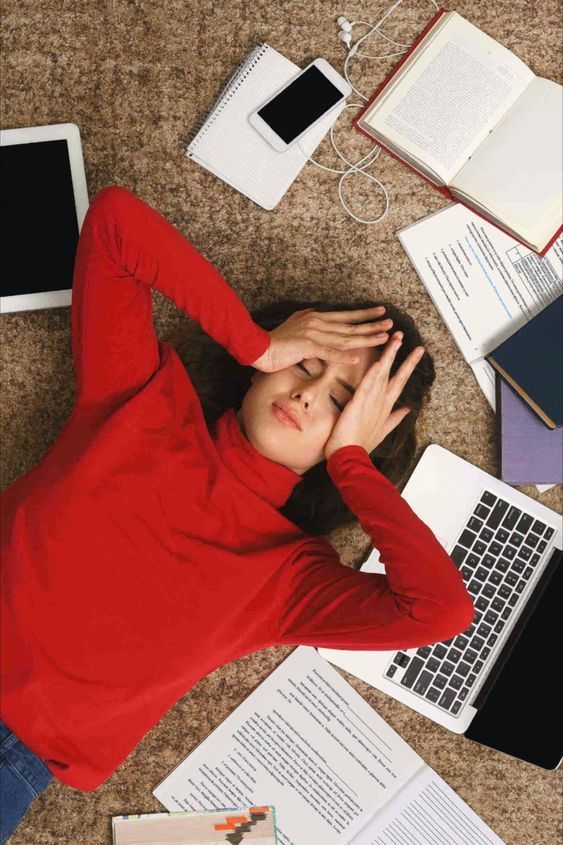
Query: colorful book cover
[{"left": 112, "top": 805, "right": 277, "bottom": 844}]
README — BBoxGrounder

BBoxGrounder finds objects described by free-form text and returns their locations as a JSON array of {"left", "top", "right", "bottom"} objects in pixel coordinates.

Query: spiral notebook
[{"left": 186, "top": 44, "right": 346, "bottom": 210}]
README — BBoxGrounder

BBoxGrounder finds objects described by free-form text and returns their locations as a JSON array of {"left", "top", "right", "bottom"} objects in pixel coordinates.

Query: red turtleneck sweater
[{"left": 0, "top": 186, "right": 473, "bottom": 791}]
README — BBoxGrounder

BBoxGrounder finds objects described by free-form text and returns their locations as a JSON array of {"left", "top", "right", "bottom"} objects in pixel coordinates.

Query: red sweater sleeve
[
  {"left": 276, "top": 446, "right": 474, "bottom": 651},
  {"left": 72, "top": 185, "right": 270, "bottom": 408}
]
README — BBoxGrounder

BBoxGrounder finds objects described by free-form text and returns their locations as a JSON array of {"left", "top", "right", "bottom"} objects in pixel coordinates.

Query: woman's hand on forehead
[{"left": 250, "top": 306, "right": 393, "bottom": 374}]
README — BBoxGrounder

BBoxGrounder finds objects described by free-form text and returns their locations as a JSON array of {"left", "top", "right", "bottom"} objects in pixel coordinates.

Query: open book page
[
  {"left": 397, "top": 203, "right": 563, "bottom": 400},
  {"left": 451, "top": 77, "right": 563, "bottom": 251},
  {"left": 153, "top": 646, "right": 422, "bottom": 845},
  {"left": 332, "top": 766, "right": 506, "bottom": 845},
  {"left": 361, "top": 12, "right": 534, "bottom": 184}
]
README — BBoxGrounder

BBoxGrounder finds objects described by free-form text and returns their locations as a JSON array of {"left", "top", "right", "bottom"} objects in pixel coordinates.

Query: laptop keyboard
[{"left": 385, "top": 490, "right": 555, "bottom": 716}]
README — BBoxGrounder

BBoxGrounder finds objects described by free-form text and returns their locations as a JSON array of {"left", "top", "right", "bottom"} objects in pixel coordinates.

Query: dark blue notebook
[{"left": 487, "top": 295, "right": 563, "bottom": 429}]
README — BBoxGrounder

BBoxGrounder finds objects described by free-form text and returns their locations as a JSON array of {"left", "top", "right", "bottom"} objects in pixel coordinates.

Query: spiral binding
[{"left": 186, "top": 43, "right": 269, "bottom": 155}]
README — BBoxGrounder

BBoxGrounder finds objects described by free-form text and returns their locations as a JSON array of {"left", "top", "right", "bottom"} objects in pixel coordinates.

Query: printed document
[
  {"left": 397, "top": 203, "right": 562, "bottom": 410},
  {"left": 154, "top": 646, "right": 505, "bottom": 845}
]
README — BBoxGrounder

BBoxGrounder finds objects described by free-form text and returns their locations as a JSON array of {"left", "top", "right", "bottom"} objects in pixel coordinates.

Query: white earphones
[
  {"left": 299, "top": 0, "right": 440, "bottom": 224},
  {"left": 337, "top": 16, "right": 353, "bottom": 49}
]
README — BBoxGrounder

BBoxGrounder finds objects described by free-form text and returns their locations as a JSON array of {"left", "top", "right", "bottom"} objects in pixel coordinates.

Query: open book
[
  {"left": 355, "top": 9, "right": 563, "bottom": 254},
  {"left": 154, "top": 646, "right": 505, "bottom": 845}
]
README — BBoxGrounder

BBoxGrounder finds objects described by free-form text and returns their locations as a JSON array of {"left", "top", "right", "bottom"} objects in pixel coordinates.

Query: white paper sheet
[
  {"left": 398, "top": 203, "right": 562, "bottom": 372},
  {"left": 154, "top": 646, "right": 422, "bottom": 845},
  {"left": 153, "top": 647, "right": 506, "bottom": 845},
  {"left": 398, "top": 203, "right": 562, "bottom": 492},
  {"left": 332, "top": 766, "right": 506, "bottom": 845}
]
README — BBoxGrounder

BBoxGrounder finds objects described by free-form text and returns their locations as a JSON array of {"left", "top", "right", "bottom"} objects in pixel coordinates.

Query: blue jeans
[{"left": 0, "top": 720, "right": 53, "bottom": 844}]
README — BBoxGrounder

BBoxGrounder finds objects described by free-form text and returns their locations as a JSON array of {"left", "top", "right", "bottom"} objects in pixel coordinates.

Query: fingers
[
  {"left": 316, "top": 305, "right": 386, "bottom": 322},
  {"left": 309, "top": 327, "right": 391, "bottom": 349},
  {"left": 305, "top": 319, "right": 393, "bottom": 362},
  {"left": 318, "top": 319, "right": 393, "bottom": 336},
  {"left": 380, "top": 406, "right": 412, "bottom": 440},
  {"left": 310, "top": 310, "right": 392, "bottom": 336},
  {"left": 369, "top": 330, "right": 405, "bottom": 377},
  {"left": 358, "top": 332, "right": 424, "bottom": 395},
  {"left": 387, "top": 345, "right": 426, "bottom": 403},
  {"left": 301, "top": 308, "right": 393, "bottom": 360}
]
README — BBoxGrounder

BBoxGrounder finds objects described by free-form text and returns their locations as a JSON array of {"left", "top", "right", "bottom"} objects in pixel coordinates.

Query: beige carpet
[{"left": 1, "top": 1, "right": 562, "bottom": 843}]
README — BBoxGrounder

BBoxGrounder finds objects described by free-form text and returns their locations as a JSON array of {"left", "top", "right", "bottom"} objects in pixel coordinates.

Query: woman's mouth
[{"left": 272, "top": 403, "right": 301, "bottom": 430}]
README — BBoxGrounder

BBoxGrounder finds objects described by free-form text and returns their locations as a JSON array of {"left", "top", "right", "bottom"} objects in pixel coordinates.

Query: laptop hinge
[{"left": 472, "top": 545, "right": 561, "bottom": 711}]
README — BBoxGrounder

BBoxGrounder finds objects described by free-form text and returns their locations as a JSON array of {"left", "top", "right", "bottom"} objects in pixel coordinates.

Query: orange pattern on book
[{"left": 214, "top": 815, "right": 249, "bottom": 830}]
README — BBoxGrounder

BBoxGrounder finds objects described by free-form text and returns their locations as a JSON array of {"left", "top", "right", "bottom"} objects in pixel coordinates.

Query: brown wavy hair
[{"left": 188, "top": 297, "right": 435, "bottom": 536}]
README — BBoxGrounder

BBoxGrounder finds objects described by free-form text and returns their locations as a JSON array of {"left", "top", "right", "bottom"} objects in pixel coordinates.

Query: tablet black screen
[
  {"left": 1, "top": 139, "right": 79, "bottom": 297},
  {"left": 465, "top": 550, "right": 562, "bottom": 769}
]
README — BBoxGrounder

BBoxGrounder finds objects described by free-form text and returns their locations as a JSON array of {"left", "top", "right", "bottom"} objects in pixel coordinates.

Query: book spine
[
  {"left": 186, "top": 44, "right": 269, "bottom": 153},
  {"left": 487, "top": 356, "right": 558, "bottom": 429}
]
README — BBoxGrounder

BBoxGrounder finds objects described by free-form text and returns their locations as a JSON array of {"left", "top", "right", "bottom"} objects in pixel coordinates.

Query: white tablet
[{"left": 0, "top": 122, "right": 89, "bottom": 314}]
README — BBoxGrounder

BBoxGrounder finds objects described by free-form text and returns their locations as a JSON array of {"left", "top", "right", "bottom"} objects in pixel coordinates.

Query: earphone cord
[{"left": 298, "top": 0, "right": 440, "bottom": 225}]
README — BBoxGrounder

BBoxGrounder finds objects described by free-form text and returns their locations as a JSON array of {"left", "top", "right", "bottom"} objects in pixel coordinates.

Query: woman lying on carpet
[{"left": 0, "top": 186, "right": 473, "bottom": 842}]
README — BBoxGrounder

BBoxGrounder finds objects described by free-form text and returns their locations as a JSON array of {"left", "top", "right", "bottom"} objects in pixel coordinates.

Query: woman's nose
[{"left": 292, "top": 382, "right": 319, "bottom": 405}]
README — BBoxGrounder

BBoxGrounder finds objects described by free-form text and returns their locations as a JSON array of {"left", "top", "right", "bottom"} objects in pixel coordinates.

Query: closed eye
[{"left": 296, "top": 362, "right": 344, "bottom": 411}]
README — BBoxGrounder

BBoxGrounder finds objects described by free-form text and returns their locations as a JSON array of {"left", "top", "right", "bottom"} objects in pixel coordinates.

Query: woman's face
[{"left": 236, "top": 345, "right": 380, "bottom": 475}]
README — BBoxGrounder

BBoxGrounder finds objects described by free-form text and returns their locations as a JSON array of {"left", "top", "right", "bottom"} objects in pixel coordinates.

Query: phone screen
[{"left": 257, "top": 65, "right": 343, "bottom": 143}]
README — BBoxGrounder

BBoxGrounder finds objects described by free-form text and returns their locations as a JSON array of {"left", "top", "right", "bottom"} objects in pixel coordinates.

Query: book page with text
[
  {"left": 363, "top": 13, "right": 533, "bottom": 183},
  {"left": 153, "top": 647, "right": 422, "bottom": 845},
  {"left": 333, "top": 766, "right": 506, "bottom": 845},
  {"left": 451, "top": 77, "right": 563, "bottom": 251}
]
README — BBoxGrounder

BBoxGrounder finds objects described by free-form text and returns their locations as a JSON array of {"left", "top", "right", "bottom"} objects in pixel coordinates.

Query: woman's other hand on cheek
[{"left": 323, "top": 333, "right": 426, "bottom": 461}]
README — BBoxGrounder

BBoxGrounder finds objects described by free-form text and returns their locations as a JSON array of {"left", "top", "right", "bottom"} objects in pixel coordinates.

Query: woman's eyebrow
[{"left": 317, "top": 359, "right": 356, "bottom": 394}]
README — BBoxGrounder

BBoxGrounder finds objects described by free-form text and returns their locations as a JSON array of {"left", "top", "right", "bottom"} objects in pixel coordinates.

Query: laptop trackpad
[{"left": 465, "top": 550, "right": 562, "bottom": 769}]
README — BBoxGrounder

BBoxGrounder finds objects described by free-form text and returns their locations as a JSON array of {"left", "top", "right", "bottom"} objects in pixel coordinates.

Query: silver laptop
[{"left": 319, "top": 444, "right": 562, "bottom": 769}]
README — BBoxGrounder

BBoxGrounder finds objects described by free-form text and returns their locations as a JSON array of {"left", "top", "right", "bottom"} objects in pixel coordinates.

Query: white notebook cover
[{"left": 186, "top": 44, "right": 346, "bottom": 210}]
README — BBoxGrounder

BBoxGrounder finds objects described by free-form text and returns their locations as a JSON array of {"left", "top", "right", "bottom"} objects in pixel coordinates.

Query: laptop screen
[
  {"left": 465, "top": 550, "right": 562, "bottom": 769},
  {"left": 0, "top": 139, "right": 79, "bottom": 297}
]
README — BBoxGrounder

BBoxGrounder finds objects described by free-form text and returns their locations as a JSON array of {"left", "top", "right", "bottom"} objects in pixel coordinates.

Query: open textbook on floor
[
  {"left": 355, "top": 9, "right": 563, "bottom": 254},
  {"left": 154, "top": 646, "right": 505, "bottom": 845}
]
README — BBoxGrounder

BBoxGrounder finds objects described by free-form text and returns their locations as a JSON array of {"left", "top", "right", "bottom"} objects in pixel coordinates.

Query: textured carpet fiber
[{"left": 1, "top": 1, "right": 562, "bottom": 843}]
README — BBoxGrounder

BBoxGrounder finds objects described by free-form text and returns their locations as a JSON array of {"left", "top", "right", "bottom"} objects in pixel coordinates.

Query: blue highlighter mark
[{"left": 465, "top": 235, "right": 511, "bottom": 320}]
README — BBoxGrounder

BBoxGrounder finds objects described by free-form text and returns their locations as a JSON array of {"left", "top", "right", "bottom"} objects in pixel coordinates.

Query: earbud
[
  {"left": 336, "top": 15, "right": 353, "bottom": 50},
  {"left": 304, "top": 1, "right": 439, "bottom": 224}
]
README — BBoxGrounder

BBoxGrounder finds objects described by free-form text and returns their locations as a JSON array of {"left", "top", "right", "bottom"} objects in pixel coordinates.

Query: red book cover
[{"left": 353, "top": 7, "right": 563, "bottom": 256}]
